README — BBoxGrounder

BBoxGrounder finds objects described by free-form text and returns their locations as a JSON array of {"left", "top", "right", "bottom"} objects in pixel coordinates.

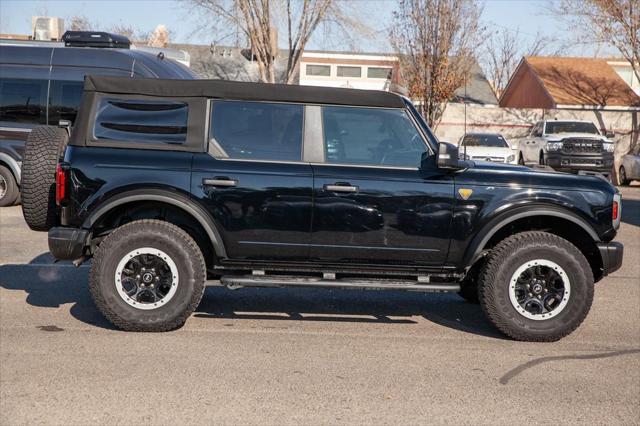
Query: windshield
[
  {"left": 545, "top": 121, "right": 600, "bottom": 135},
  {"left": 461, "top": 134, "right": 508, "bottom": 148}
]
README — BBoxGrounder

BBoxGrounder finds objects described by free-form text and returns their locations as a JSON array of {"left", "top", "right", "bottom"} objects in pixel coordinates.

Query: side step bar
[{"left": 214, "top": 275, "right": 460, "bottom": 293}]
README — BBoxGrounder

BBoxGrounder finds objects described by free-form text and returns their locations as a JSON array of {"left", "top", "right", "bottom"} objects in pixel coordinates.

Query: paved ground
[{"left": 1, "top": 186, "right": 639, "bottom": 425}]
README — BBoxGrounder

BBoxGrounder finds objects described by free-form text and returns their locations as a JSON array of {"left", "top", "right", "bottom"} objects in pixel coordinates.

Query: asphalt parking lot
[{"left": 1, "top": 186, "right": 639, "bottom": 425}]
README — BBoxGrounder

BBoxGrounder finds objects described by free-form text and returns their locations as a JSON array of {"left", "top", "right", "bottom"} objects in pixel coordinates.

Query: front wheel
[
  {"left": 89, "top": 220, "right": 206, "bottom": 331},
  {"left": 478, "top": 231, "right": 593, "bottom": 341}
]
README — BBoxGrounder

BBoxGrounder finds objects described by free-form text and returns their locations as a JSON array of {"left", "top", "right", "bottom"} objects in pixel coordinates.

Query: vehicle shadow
[
  {"left": 621, "top": 197, "right": 640, "bottom": 227},
  {"left": 1, "top": 252, "right": 505, "bottom": 339},
  {"left": 195, "top": 286, "right": 506, "bottom": 339},
  {"left": 0, "top": 253, "right": 116, "bottom": 330}
]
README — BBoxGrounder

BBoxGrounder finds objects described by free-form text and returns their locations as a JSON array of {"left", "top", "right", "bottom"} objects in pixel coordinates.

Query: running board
[{"left": 213, "top": 275, "right": 460, "bottom": 293}]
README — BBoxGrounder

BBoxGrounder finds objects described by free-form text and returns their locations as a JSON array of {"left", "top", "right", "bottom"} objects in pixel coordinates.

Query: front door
[
  {"left": 191, "top": 100, "right": 312, "bottom": 261},
  {"left": 310, "top": 105, "right": 454, "bottom": 266}
]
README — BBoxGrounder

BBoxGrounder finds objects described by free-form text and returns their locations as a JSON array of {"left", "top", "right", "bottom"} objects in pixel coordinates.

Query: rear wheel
[
  {"left": 0, "top": 165, "right": 18, "bottom": 207},
  {"left": 89, "top": 220, "right": 206, "bottom": 331},
  {"left": 619, "top": 166, "right": 630, "bottom": 186},
  {"left": 21, "top": 126, "right": 69, "bottom": 230},
  {"left": 478, "top": 231, "right": 593, "bottom": 341}
]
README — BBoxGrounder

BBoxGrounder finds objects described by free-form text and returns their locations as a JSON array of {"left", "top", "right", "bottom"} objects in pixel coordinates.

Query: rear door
[
  {"left": 309, "top": 105, "right": 454, "bottom": 266},
  {"left": 191, "top": 100, "right": 313, "bottom": 261}
]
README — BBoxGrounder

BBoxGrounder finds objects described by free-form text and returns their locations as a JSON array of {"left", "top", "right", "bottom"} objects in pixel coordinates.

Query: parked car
[
  {"left": 619, "top": 154, "right": 640, "bottom": 185},
  {"left": 20, "top": 76, "right": 623, "bottom": 341},
  {"left": 458, "top": 133, "right": 518, "bottom": 164},
  {"left": 518, "top": 120, "right": 615, "bottom": 178},
  {"left": 0, "top": 31, "right": 197, "bottom": 207}
]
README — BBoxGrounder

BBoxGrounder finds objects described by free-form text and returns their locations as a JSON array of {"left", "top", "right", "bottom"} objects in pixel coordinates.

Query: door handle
[
  {"left": 324, "top": 183, "right": 358, "bottom": 193},
  {"left": 203, "top": 178, "right": 238, "bottom": 187}
]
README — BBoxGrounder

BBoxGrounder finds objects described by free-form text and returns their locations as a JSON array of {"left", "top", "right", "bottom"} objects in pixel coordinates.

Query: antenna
[{"left": 464, "top": 72, "right": 467, "bottom": 159}]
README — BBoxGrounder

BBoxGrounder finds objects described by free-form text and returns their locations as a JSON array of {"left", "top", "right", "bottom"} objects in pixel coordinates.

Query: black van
[{"left": 0, "top": 31, "right": 197, "bottom": 206}]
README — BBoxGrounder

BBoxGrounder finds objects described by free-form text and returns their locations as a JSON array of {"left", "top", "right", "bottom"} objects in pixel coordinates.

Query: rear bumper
[
  {"left": 546, "top": 152, "right": 613, "bottom": 173},
  {"left": 48, "top": 227, "right": 90, "bottom": 260},
  {"left": 597, "top": 241, "right": 623, "bottom": 277}
]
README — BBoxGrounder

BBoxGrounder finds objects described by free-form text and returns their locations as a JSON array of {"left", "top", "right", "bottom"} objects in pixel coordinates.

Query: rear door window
[
  {"left": 209, "top": 100, "right": 303, "bottom": 162},
  {"left": 93, "top": 98, "right": 189, "bottom": 144},
  {"left": 0, "top": 78, "right": 47, "bottom": 125}
]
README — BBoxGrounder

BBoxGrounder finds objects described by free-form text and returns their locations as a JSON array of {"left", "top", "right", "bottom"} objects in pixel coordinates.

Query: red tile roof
[{"left": 525, "top": 56, "right": 640, "bottom": 107}]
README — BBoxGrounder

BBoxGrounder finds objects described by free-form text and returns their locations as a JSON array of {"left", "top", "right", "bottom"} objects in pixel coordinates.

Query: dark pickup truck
[{"left": 20, "top": 76, "right": 623, "bottom": 341}]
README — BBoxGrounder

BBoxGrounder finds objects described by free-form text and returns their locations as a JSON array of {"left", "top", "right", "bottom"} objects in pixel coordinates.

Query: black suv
[
  {"left": 20, "top": 76, "right": 623, "bottom": 341},
  {"left": 0, "top": 31, "right": 196, "bottom": 206}
]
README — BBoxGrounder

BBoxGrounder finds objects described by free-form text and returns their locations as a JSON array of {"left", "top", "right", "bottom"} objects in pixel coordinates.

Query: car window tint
[
  {"left": 94, "top": 98, "right": 188, "bottom": 144},
  {"left": 321, "top": 106, "right": 425, "bottom": 167},
  {"left": 48, "top": 80, "right": 84, "bottom": 125},
  {"left": 0, "top": 78, "right": 47, "bottom": 125},
  {"left": 210, "top": 100, "right": 303, "bottom": 162}
]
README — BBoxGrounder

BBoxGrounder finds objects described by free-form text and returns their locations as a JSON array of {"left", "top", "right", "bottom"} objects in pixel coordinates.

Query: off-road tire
[
  {"left": 478, "top": 231, "right": 593, "bottom": 342},
  {"left": 0, "top": 165, "right": 18, "bottom": 207},
  {"left": 89, "top": 220, "right": 207, "bottom": 332},
  {"left": 619, "top": 166, "right": 630, "bottom": 186},
  {"left": 21, "top": 126, "right": 69, "bottom": 231}
]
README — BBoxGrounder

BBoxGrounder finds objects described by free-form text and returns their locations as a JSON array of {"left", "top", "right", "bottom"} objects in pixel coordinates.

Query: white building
[{"left": 299, "top": 51, "right": 398, "bottom": 91}]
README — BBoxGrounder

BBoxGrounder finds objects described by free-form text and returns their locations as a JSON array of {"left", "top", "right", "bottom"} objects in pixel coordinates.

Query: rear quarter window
[{"left": 93, "top": 98, "right": 188, "bottom": 144}]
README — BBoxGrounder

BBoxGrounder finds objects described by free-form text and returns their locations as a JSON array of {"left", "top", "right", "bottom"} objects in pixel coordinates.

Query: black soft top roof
[{"left": 83, "top": 75, "right": 406, "bottom": 108}]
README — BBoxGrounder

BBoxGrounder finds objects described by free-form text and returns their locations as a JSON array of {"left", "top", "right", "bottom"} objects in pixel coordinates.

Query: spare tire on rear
[{"left": 21, "top": 126, "right": 69, "bottom": 231}]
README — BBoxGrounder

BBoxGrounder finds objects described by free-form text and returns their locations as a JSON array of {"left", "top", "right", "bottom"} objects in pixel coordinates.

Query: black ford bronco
[{"left": 20, "top": 76, "right": 623, "bottom": 341}]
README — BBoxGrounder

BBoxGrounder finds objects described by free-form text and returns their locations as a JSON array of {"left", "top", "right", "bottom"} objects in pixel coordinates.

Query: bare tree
[
  {"left": 110, "top": 24, "right": 151, "bottom": 44},
  {"left": 148, "top": 25, "right": 170, "bottom": 47},
  {"left": 553, "top": 0, "right": 639, "bottom": 81},
  {"left": 390, "top": 0, "right": 485, "bottom": 127},
  {"left": 481, "top": 28, "right": 555, "bottom": 98},
  {"left": 68, "top": 15, "right": 92, "bottom": 31},
  {"left": 186, "top": 0, "right": 356, "bottom": 84}
]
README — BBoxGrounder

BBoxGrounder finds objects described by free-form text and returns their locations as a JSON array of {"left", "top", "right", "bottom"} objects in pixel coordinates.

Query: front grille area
[
  {"left": 471, "top": 156, "right": 505, "bottom": 163},
  {"left": 562, "top": 138, "right": 603, "bottom": 154}
]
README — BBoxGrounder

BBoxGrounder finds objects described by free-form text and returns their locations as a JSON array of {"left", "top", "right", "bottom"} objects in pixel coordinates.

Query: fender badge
[{"left": 458, "top": 188, "right": 473, "bottom": 200}]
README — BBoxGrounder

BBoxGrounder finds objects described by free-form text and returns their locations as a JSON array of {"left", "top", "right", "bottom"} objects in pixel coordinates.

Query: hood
[
  {"left": 467, "top": 161, "right": 615, "bottom": 193},
  {"left": 462, "top": 146, "right": 514, "bottom": 157},
  {"left": 544, "top": 133, "right": 607, "bottom": 141}
]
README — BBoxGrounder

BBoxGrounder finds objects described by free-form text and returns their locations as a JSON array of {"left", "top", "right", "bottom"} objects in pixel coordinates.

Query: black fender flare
[
  {"left": 81, "top": 188, "right": 227, "bottom": 258},
  {"left": 462, "top": 205, "right": 600, "bottom": 268}
]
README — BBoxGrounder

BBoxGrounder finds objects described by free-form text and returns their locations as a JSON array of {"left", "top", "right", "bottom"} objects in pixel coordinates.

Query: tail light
[
  {"left": 612, "top": 193, "right": 621, "bottom": 229},
  {"left": 55, "top": 163, "right": 68, "bottom": 206}
]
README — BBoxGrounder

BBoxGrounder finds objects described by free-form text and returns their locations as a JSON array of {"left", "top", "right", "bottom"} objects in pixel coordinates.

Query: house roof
[
  {"left": 453, "top": 60, "right": 498, "bottom": 105},
  {"left": 500, "top": 56, "right": 640, "bottom": 109}
]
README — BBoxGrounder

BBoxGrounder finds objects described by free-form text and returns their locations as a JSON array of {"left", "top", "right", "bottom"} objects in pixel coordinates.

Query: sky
[{"left": 0, "top": 0, "right": 605, "bottom": 55}]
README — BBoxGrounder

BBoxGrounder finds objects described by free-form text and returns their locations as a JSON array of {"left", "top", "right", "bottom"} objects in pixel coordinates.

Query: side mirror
[
  {"left": 437, "top": 142, "right": 462, "bottom": 169},
  {"left": 510, "top": 144, "right": 518, "bottom": 150},
  {"left": 606, "top": 130, "right": 615, "bottom": 138}
]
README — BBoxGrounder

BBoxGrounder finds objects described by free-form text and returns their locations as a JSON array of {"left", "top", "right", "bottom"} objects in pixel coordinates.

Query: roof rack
[{"left": 61, "top": 31, "right": 130, "bottom": 49}]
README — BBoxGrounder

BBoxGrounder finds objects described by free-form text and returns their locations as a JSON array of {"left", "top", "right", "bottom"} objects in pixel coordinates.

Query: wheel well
[
  {"left": 479, "top": 215, "right": 603, "bottom": 282},
  {"left": 91, "top": 200, "right": 216, "bottom": 269}
]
